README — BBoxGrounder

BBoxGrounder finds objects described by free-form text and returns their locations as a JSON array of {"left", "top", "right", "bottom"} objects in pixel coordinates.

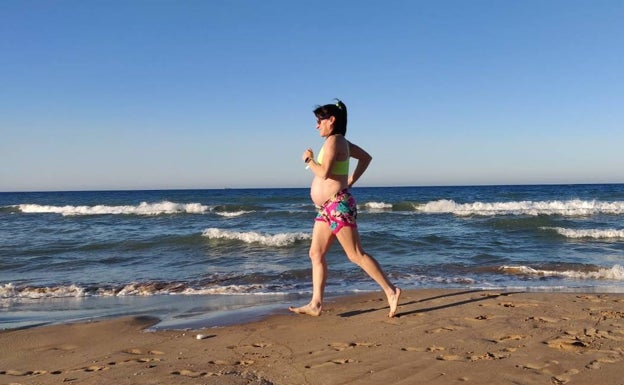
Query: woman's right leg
[{"left": 289, "top": 220, "right": 334, "bottom": 316}]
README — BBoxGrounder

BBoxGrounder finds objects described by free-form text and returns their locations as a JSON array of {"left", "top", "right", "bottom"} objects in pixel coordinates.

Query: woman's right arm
[{"left": 305, "top": 136, "right": 339, "bottom": 180}]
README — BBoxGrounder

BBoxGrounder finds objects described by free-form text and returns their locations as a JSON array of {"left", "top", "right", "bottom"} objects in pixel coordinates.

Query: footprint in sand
[
  {"left": 171, "top": 369, "right": 209, "bottom": 378},
  {"left": 518, "top": 362, "right": 549, "bottom": 371},
  {"left": 426, "top": 326, "right": 459, "bottom": 334},
  {"left": 576, "top": 295, "right": 606, "bottom": 303},
  {"left": 499, "top": 302, "right": 538, "bottom": 308},
  {"left": 1, "top": 369, "right": 47, "bottom": 376},
  {"left": 586, "top": 356, "right": 621, "bottom": 370},
  {"left": 328, "top": 341, "right": 379, "bottom": 351},
  {"left": 117, "top": 348, "right": 165, "bottom": 363},
  {"left": 307, "top": 341, "right": 380, "bottom": 356},
  {"left": 551, "top": 368, "right": 580, "bottom": 384},
  {"left": 545, "top": 337, "right": 588, "bottom": 351},
  {"left": 305, "top": 358, "right": 355, "bottom": 369},
  {"left": 130, "top": 357, "right": 163, "bottom": 363},
  {"left": 469, "top": 351, "right": 510, "bottom": 361},
  {"left": 586, "top": 360, "right": 602, "bottom": 370},
  {"left": 123, "top": 348, "right": 143, "bottom": 355},
  {"left": 528, "top": 316, "right": 560, "bottom": 323},
  {"left": 207, "top": 359, "right": 255, "bottom": 366},
  {"left": 596, "top": 310, "right": 624, "bottom": 321},
  {"left": 64, "top": 364, "right": 112, "bottom": 374},
  {"left": 436, "top": 354, "right": 463, "bottom": 361},
  {"left": 83, "top": 365, "right": 110, "bottom": 372},
  {"left": 34, "top": 343, "right": 78, "bottom": 353},
  {"left": 122, "top": 348, "right": 164, "bottom": 355},
  {"left": 493, "top": 334, "right": 527, "bottom": 343},
  {"left": 234, "top": 342, "right": 272, "bottom": 360},
  {"left": 235, "top": 342, "right": 271, "bottom": 353},
  {"left": 401, "top": 346, "right": 426, "bottom": 352},
  {"left": 426, "top": 345, "right": 445, "bottom": 352},
  {"left": 332, "top": 342, "right": 355, "bottom": 349},
  {"left": 518, "top": 359, "right": 579, "bottom": 383}
]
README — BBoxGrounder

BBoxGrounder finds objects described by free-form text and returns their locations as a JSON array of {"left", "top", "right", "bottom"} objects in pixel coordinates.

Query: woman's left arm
[{"left": 347, "top": 141, "right": 372, "bottom": 188}]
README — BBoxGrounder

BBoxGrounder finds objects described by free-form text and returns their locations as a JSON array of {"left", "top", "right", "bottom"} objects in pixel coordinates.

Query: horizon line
[{"left": 2, "top": 181, "right": 624, "bottom": 194}]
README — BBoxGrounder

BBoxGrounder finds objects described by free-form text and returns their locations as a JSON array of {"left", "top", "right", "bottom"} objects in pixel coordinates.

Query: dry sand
[{"left": 2, "top": 289, "right": 624, "bottom": 385}]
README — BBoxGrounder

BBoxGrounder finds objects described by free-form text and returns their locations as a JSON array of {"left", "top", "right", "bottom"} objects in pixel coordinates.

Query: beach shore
[{"left": 2, "top": 289, "right": 624, "bottom": 385}]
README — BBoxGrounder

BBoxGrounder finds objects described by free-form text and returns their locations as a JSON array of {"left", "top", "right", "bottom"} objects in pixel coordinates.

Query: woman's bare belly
[{"left": 310, "top": 176, "right": 347, "bottom": 206}]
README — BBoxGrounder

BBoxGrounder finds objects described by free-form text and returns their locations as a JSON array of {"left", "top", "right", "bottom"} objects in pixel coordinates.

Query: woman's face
[{"left": 316, "top": 115, "right": 335, "bottom": 137}]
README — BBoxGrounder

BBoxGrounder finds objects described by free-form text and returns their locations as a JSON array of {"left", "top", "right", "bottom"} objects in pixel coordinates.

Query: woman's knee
[
  {"left": 309, "top": 248, "right": 325, "bottom": 263},
  {"left": 346, "top": 251, "right": 366, "bottom": 266}
]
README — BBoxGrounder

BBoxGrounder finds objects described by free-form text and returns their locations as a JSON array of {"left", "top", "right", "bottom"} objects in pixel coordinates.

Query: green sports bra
[{"left": 317, "top": 143, "right": 350, "bottom": 176}]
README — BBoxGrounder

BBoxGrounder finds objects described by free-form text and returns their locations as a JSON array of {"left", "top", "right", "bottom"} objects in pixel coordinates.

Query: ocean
[{"left": 2, "top": 184, "right": 624, "bottom": 330}]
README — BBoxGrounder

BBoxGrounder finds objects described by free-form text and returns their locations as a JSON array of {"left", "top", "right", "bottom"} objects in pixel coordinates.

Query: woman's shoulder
[
  {"left": 328, "top": 135, "right": 349, "bottom": 157},
  {"left": 327, "top": 134, "right": 348, "bottom": 146}
]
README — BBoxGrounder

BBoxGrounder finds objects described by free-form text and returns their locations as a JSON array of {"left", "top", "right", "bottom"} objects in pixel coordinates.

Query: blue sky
[{"left": 1, "top": 0, "right": 622, "bottom": 191}]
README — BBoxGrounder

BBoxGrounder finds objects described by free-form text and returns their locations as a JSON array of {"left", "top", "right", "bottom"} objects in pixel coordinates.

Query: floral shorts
[{"left": 315, "top": 189, "right": 358, "bottom": 234}]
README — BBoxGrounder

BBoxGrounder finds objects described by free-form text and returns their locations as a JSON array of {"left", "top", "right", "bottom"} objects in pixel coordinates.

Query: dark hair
[{"left": 313, "top": 99, "right": 348, "bottom": 136}]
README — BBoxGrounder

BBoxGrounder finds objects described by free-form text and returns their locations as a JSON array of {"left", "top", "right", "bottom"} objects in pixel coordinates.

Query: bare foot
[
  {"left": 387, "top": 287, "right": 401, "bottom": 318},
  {"left": 289, "top": 303, "right": 322, "bottom": 316}
]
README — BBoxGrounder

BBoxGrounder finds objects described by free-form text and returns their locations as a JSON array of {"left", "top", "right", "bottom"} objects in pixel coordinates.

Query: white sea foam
[
  {"left": 364, "top": 201, "right": 393, "bottom": 210},
  {"left": 0, "top": 282, "right": 287, "bottom": 300},
  {"left": 18, "top": 201, "right": 210, "bottom": 216},
  {"left": 215, "top": 210, "right": 254, "bottom": 217},
  {"left": 417, "top": 199, "right": 624, "bottom": 216},
  {"left": 499, "top": 265, "right": 624, "bottom": 280},
  {"left": 178, "top": 285, "right": 287, "bottom": 295},
  {"left": 542, "top": 227, "right": 624, "bottom": 239},
  {"left": 202, "top": 228, "right": 311, "bottom": 247},
  {"left": 0, "top": 283, "right": 85, "bottom": 299}
]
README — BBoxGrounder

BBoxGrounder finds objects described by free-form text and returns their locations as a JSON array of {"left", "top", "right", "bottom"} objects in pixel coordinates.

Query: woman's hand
[{"left": 302, "top": 148, "right": 314, "bottom": 163}]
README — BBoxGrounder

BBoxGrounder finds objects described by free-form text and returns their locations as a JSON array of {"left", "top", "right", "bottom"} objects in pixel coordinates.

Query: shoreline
[
  {"left": 7, "top": 285, "right": 624, "bottom": 332},
  {"left": 0, "top": 292, "right": 306, "bottom": 331},
  {"left": 2, "top": 289, "right": 624, "bottom": 384}
]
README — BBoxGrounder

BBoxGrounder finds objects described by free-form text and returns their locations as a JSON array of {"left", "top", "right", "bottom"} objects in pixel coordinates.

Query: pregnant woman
[{"left": 289, "top": 99, "right": 401, "bottom": 318}]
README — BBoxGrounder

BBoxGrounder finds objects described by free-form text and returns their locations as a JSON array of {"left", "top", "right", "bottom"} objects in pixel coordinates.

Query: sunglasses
[{"left": 316, "top": 116, "right": 331, "bottom": 124}]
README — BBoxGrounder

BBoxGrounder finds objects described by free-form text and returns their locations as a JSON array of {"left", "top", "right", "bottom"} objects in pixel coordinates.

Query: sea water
[{"left": 2, "top": 184, "right": 624, "bottom": 329}]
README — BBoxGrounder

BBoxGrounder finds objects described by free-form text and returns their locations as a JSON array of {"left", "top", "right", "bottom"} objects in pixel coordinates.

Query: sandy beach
[{"left": 2, "top": 289, "right": 624, "bottom": 385}]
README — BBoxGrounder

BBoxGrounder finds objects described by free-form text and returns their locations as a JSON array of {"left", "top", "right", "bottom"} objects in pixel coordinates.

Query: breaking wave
[
  {"left": 17, "top": 201, "right": 211, "bottom": 216},
  {"left": 416, "top": 199, "right": 624, "bottom": 216},
  {"left": 499, "top": 265, "right": 624, "bottom": 280},
  {"left": 202, "top": 228, "right": 310, "bottom": 247},
  {"left": 364, "top": 201, "right": 393, "bottom": 210},
  {"left": 542, "top": 227, "right": 624, "bottom": 239},
  {"left": 214, "top": 210, "right": 254, "bottom": 217},
  {"left": 0, "top": 282, "right": 288, "bottom": 300}
]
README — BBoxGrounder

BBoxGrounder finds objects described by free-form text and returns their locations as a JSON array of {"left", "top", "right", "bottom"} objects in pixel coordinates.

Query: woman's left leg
[{"left": 335, "top": 226, "right": 401, "bottom": 317}]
